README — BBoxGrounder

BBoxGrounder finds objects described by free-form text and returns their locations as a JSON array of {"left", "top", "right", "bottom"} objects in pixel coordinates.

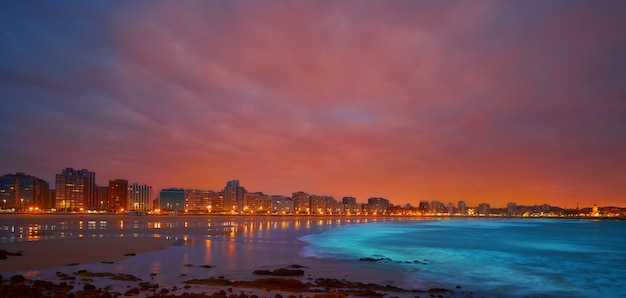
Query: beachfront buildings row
[
  {"left": 158, "top": 181, "right": 389, "bottom": 215},
  {"left": 2, "top": 170, "right": 623, "bottom": 217},
  {"left": 0, "top": 171, "right": 388, "bottom": 214},
  {"left": 0, "top": 169, "right": 152, "bottom": 213}
]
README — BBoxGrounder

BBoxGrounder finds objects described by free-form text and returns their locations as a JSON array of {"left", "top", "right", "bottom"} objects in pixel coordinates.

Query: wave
[{"left": 298, "top": 218, "right": 626, "bottom": 297}]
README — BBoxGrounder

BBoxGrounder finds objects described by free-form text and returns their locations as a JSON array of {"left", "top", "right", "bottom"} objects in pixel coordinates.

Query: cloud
[{"left": 1, "top": 1, "right": 625, "bottom": 207}]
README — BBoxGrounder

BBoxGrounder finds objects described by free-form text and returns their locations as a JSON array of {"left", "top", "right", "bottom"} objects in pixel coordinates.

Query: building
[
  {"left": 185, "top": 189, "right": 211, "bottom": 211},
  {"left": 292, "top": 191, "right": 310, "bottom": 214},
  {"left": 271, "top": 195, "right": 293, "bottom": 214},
  {"left": 478, "top": 203, "right": 490, "bottom": 216},
  {"left": 430, "top": 200, "right": 444, "bottom": 214},
  {"left": 108, "top": 179, "right": 128, "bottom": 212},
  {"left": 418, "top": 200, "right": 430, "bottom": 214},
  {"left": 322, "top": 196, "right": 337, "bottom": 214},
  {"left": 507, "top": 202, "right": 517, "bottom": 216},
  {"left": 309, "top": 195, "right": 324, "bottom": 214},
  {"left": 128, "top": 183, "right": 152, "bottom": 212},
  {"left": 159, "top": 188, "right": 185, "bottom": 212},
  {"left": 55, "top": 168, "right": 96, "bottom": 211},
  {"left": 342, "top": 197, "right": 358, "bottom": 214},
  {"left": 367, "top": 197, "right": 390, "bottom": 214},
  {"left": 206, "top": 191, "right": 223, "bottom": 212},
  {"left": 447, "top": 203, "right": 455, "bottom": 215},
  {"left": 95, "top": 186, "right": 108, "bottom": 211},
  {"left": 48, "top": 189, "right": 56, "bottom": 210},
  {"left": 223, "top": 180, "right": 246, "bottom": 212},
  {"left": 458, "top": 200, "right": 468, "bottom": 215},
  {"left": 244, "top": 192, "right": 272, "bottom": 213},
  {"left": 0, "top": 173, "right": 50, "bottom": 211}
]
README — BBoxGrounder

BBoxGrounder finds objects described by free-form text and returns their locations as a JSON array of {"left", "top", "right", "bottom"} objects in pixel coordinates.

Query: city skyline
[
  {"left": 1, "top": 2, "right": 625, "bottom": 208},
  {"left": 0, "top": 169, "right": 621, "bottom": 211}
]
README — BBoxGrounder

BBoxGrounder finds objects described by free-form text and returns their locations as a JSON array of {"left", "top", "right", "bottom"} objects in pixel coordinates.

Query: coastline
[{"left": 0, "top": 214, "right": 472, "bottom": 297}]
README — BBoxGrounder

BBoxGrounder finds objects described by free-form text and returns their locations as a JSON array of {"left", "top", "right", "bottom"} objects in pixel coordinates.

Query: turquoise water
[{"left": 299, "top": 219, "right": 626, "bottom": 297}]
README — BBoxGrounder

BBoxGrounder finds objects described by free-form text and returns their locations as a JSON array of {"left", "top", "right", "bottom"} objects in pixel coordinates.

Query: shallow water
[
  {"left": 0, "top": 215, "right": 406, "bottom": 288},
  {"left": 299, "top": 218, "right": 626, "bottom": 297}
]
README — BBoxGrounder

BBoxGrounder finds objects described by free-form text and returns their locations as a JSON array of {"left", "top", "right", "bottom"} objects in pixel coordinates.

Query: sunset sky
[{"left": 1, "top": 1, "right": 625, "bottom": 208}]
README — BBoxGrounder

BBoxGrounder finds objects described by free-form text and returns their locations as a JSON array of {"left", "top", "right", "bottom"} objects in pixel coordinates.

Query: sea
[{"left": 299, "top": 218, "right": 626, "bottom": 297}]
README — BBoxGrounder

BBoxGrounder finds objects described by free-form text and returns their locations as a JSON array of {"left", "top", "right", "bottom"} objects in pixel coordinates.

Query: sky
[{"left": 1, "top": 1, "right": 625, "bottom": 208}]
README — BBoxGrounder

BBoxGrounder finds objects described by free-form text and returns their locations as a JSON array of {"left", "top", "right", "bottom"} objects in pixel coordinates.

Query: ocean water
[{"left": 299, "top": 218, "right": 626, "bottom": 297}]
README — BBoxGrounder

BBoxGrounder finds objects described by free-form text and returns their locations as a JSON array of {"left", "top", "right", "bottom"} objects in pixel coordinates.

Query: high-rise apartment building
[
  {"left": 271, "top": 195, "right": 293, "bottom": 213},
  {"left": 108, "top": 179, "right": 128, "bottom": 212},
  {"left": 368, "top": 197, "right": 390, "bottom": 214},
  {"left": 0, "top": 173, "right": 50, "bottom": 210},
  {"left": 322, "top": 196, "right": 337, "bottom": 214},
  {"left": 55, "top": 168, "right": 95, "bottom": 211},
  {"left": 48, "top": 189, "right": 55, "bottom": 210},
  {"left": 507, "top": 202, "right": 517, "bottom": 216},
  {"left": 430, "top": 200, "right": 444, "bottom": 214},
  {"left": 309, "top": 195, "right": 324, "bottom": 214},
  {"left": 292, "top": 191, "right": 310, "bottom": 214},
  {"left": 418, "top": 200, "right": 430, "bottom": 214},
  {"left": 223, "top": 180, "right": 246, "bottom": 212},
  {"left": 184, "top": 189, "right": 205, "bottom": 211},
  {"left": 478, "top": 203, "right": 490, "bottom": 216},
  {"left": 458, "top": 200, "right": 467, "bottom": 215},
  {"left": 96, "top": 186, "right": 108, "bottom": 211},
  {"left": 207, "top": 191, "right": 223, "bottom": 212},
  {"left": 342, "top": 197, "right": 358, "bottom": 214},
  {"left": 159, "top": 188, "right": 185, "bottom": 211},
  {"left": 244, "top": 192, "right": 272, "bottom": 213},
  {"left": 128, "top": 183, "right": 152, "bottom": 212}
]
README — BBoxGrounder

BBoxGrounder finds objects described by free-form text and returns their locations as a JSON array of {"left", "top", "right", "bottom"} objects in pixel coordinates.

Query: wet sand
[
  {"left": 0, "top": 214, "right": 471, "bottom": 297},
  {"left": 0, "top": 236, "right": 170, "bottom": 272}
]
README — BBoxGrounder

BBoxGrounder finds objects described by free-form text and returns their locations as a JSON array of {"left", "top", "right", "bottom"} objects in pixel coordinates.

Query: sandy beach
[
  {"left": 0, "top": 214, "right": 470, "bottom": 297},
  {"left": 0, "top": 237, "right": 170, "bottom": 272}
]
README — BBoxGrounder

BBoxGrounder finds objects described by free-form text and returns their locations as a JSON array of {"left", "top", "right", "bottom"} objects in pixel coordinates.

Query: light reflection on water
[
  {"left": 0, "top": 215, "right": 406, "bottom": 244},
  {"left": 0, "top": 214, "right": 435, "bottom": 291}
]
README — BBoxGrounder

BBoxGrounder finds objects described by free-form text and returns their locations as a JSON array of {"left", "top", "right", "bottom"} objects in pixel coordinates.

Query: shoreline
[
  {"left": 1, "top": 211, "right": 624, "bottom": 219},
  {"left": 0, "top": 214, "right": 474, "bottom": 297}
]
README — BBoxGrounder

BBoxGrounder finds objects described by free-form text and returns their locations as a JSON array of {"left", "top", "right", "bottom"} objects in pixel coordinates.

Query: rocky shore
[{"left": 0, "top": 265, "right": 469, "bottom": 298}]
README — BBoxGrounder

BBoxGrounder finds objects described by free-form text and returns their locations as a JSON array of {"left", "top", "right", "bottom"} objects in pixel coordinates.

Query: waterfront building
[
  {"left": 55, "top": 168, "right": 96, "bottom": 211},
  {"left": 48, "top": 189, "right": 55, "bottom": 210},
  {"left": 292, "top": 191, "right": 310, "bottom": 214},
  {"left": 185, "top": 189, "right": 211, "bottom": 211},
  {"left": 359, "top": 203, "right": 369, "bottom": 214},
  {"left": 259, "top": 193, "right": 272, "bottom": 211},
  {"left": 478, "top": 203, "right": 490, "bottom": 216},
  {"left": 368, "top": 197, "right": 390, "bottom": 214},
  {"left": 507, "top": 202, "right": 517, "bottom": 216},
  {"left": 128, "top": 183, "right": 152, "bottom": 212},
  {"left": 458, "top": 200, "right": 468, "bottom": 215},
  {"left": 342, "top": 197, "right": 358, "bottom": 214},
  {"left": 271, "top": 195, "right": 293, "bottom": 214},
  {"left": 206, "top": 191, "right": 223, "bottom": 212},
  {"left": 430, "top": 200, "right": 444, "bottom": 214},
  {"left": 447, "top": 203, "right": 455, "bottom": 215},
  {"left": 418, "top": 200, "right": 430, "bottom": 214},
  {"left": 223, "top": 180, "right": 246, "bottom": 212},
  {"left": 108, "top": 179, "right": 128, "bottom": 212},
  {"left": 309, "top": 195, "right": 323, "bottom": 214},
  {"left": 322, "top": 196, "right": 337, "bottom": 214},
  {"left": 244, "top": 192, "right": 272, "bottom": 213},
  {"left": 0, "top": 173, "right": 50, "bottom": 211},
  {"left": 159, "top": 188, "right": 185, "bottom": 212},
  {"left": 95, "top": 186, "right": 108, "bottom": 211}
]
